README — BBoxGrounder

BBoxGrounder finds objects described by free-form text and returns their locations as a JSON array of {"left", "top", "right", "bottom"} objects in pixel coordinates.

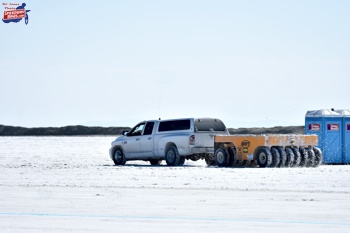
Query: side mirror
[{"left": 122, "top": 130, "right": 129, "bottom": 136}]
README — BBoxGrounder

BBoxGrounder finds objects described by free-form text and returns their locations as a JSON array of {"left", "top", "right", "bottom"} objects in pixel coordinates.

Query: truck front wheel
[
  {"left": 165, "top": 146, "right": 181, "bottom": 166},
  {"left": 113, "top": 148, "right": 126, "bottom": 166}
]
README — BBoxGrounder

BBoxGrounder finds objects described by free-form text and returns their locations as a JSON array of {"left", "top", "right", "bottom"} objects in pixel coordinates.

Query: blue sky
[{"left": 1, "top": 0, "right": 349, "bottom": 128}]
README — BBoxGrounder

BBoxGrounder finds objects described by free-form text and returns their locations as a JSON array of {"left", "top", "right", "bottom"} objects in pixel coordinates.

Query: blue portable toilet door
[
  {"left": 344, "top": 120, "right": 350, "bottom": 163},
  {"left": 324, "top": 120, "right": 342, "bottom": 163}
]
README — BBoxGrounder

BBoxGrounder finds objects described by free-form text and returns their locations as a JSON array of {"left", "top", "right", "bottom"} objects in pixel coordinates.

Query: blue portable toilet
[
  {"left": 334, "top": 109, "right": 350, "bottom": 164},
  {"left": 305, "top": 109, "right": 343, "bottom": 164}
]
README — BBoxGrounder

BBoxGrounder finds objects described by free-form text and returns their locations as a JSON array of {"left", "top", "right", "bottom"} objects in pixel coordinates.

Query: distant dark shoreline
[{"left": 0, "top": 124, "right": 305, "bottom": 136}]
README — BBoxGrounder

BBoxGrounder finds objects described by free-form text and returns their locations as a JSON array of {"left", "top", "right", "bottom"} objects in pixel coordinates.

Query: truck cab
[{"left": 109, "top": 118, "right": 229, "bottom": 166}]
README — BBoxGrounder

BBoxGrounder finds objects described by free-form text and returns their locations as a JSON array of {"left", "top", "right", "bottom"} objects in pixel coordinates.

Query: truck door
[
  {"left": 139, "top": 121, "right": 155, "bottom": 157},
  {"left": 123, "top": 122, "right": 145, "bottom": 158}
]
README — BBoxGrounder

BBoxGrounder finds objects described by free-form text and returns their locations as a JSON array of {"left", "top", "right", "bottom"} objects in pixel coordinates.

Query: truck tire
[
  {"left": 150, "top": 159, "right": 161, "bottom": 165},
  {"left": 113, "top": 148, "right": 126, "bottom": 166},
  {"left": 257, "top": 147, "right": 272, "bottom": 168},
  {"left": 165, "top": 146, "right": 180, "bottom": 166},
  {"left": 215, "top": 148, "right": 229, "bottom": 167},
  {"left": 313, "top": 147, "right": 323, "bottom": 167},
  {"left": 270, "top": 148, "right": 280, "bottom": 167}
]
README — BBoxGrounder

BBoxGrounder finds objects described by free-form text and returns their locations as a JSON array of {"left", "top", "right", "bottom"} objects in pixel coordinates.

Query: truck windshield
[{"left": 194, "top": 119, "right": 226, "bottom": 132}]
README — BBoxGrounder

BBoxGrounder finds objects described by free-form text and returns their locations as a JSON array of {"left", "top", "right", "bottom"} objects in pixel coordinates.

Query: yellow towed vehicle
[{"left": 214, "top": 135, "right": 323, "bottom": 168}]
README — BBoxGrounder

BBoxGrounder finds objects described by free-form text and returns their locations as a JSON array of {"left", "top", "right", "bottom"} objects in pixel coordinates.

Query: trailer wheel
[
  {"left": 205, "top": 154, "right": 216, "bottom": 166},
  {"left": 165, "top": 146, "right": 180, "bottom": 166},
  {"left": 277, "top": 147, "right": 287, "bottom": 167},
  {"left": 257, "top": 148, "right": 272, "bottom": 168},
  {"left": 285, "top": 148, "right": 294, "bottom": 167},
  {"left": 313, "top": 147, "right": 323, "bottom": 167},
  {"left": 306, "top": 148, "right": 315, "bottom": 167},
  {"left": 299, "top": 147, "right": 308, "bottom": 167},
  {"left": 227, "top": 147, "right": 236, "bottom": 167},
  {"left": 270, "top": 148, "right": 280, "bottom": 167},
  {"left": 215, "top": 148, "right": 229, "bottom": 167},
  {"left": 291, "top": 147, "right": 301, "bottom": 167}
]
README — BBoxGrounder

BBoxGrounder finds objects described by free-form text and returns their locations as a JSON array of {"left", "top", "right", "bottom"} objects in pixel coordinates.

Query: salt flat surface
[{"left": 0, "top": 136, "right": 350, "bottom": 232}]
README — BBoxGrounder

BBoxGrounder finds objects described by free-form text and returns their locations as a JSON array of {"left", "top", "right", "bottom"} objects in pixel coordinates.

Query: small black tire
[
  {"left": 257, "top": 147, "right": 272, "bottom": 168},
  {"left": 150, "top": 159, "right": 162, "bottom": 165},
  {"left": 113, "top": 148, "right": 126, "bottom": 165},
  {"left": 270, "top": 148, "right": 280, "bottom": 167},
  {"left": 165, "top": 146, "right": 180, "bottom": 166},
  {"left": 215, "top": 148, "right": 229, "bottom": 167},
  {"left": 285, "top": 148, "right": 295, "bottom": 167},
  {"left": 313, "top": 147, "right": 323, "bottom": 167},
  {"left": 291, "top": 147, "right": 301, "bottom": 167}
]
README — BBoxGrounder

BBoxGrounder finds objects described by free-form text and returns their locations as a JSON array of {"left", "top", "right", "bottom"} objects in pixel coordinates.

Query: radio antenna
[{"left": 158, "top": 94, "right": 162, "bottom": 120}]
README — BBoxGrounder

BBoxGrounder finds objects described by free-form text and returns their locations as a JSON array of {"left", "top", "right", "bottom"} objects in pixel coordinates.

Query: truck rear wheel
[
  {"left": 165, "top": 146, "right": 180, "bottom": 166},
  {"left": 257, "top": 148, "right": 272, "bottom": 168}
]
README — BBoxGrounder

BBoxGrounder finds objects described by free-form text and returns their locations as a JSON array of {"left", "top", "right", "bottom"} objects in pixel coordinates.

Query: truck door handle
[
  {"left": 148, "top": 137, "right": 152, "bottom": 140},
  {"left": 136, "top": 138, "right": 140, "bottom": 141}
]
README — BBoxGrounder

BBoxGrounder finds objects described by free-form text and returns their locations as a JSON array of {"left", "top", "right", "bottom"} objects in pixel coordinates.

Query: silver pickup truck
[{"left": 109, "top": 118, "right": 229, "bottom": 166}]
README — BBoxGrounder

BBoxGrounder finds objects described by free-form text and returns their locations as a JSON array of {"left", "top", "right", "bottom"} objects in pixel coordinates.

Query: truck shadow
[{"left": 101, "top": 164, "right": 199, "bottom": 168}]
